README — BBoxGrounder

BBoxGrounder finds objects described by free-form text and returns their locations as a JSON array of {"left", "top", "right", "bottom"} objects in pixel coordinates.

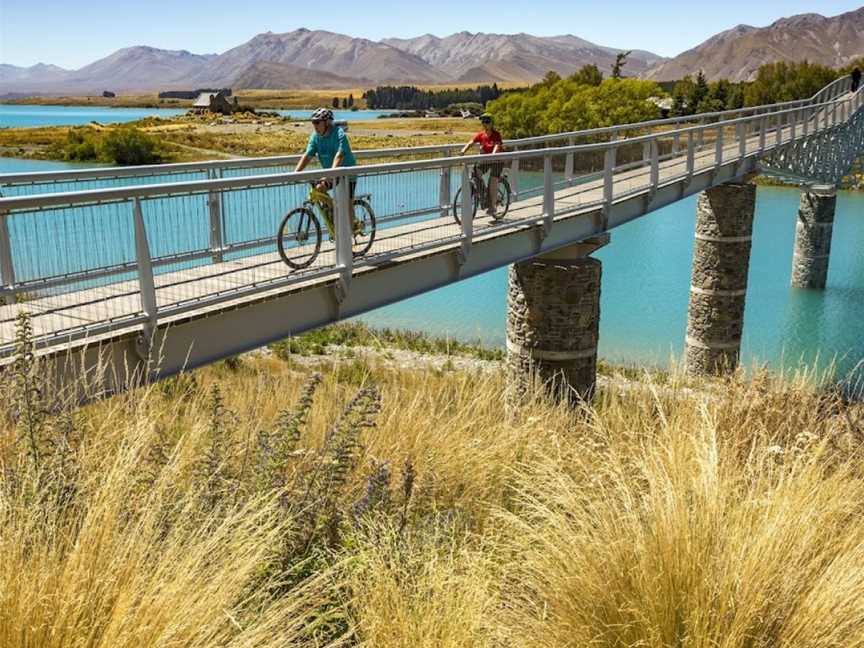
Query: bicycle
[
  {"left": 451, "top": 164, "right": 512, "bottom": 225},
  {"left": 277, "top": 182, "right": 377, "bottom": 270}
]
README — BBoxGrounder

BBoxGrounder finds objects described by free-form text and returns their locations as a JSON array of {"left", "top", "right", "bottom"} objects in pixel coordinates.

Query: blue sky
[{"left": 1, "top": 0, "right": 862, "bottom": 68}]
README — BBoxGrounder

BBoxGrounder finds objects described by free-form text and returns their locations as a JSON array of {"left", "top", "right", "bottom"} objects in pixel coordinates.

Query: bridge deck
[
  {"left": 0, "top": 129, "right": 762, "bottom": 351},
  {"left": 0, "top": 88, "right": 857, "bottom": 366}
]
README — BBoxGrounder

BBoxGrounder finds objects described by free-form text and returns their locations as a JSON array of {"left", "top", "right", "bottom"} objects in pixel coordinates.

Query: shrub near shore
[{"left": 3, "top": 313, "right": 864, "bottom": 646}]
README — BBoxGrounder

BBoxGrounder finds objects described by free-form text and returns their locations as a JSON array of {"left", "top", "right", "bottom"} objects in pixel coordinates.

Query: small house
[{"left": 192, "top": 91, "right": 238, "bottom": 115}]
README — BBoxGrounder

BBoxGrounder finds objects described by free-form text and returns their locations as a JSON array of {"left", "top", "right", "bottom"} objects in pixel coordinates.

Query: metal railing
[
  {"left": 0, "top": 75, "right": 854, "bottom": 197},
  {"left": 0, "top": 79, "right": 861, "bottom": 357}
]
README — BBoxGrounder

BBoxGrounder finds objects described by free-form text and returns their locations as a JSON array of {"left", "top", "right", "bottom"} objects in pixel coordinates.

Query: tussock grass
[{"left": 2, "top": 314, "right": 864, "bottom": 646}]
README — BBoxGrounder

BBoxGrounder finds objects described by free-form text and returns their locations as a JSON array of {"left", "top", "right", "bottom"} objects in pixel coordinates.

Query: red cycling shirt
[{"left": 472, "top": 129, "right": 503, "bottom": 154}]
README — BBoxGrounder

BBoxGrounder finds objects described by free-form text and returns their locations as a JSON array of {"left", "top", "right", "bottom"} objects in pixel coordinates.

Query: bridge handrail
[
  {"left": 0, "top": 91, "right": 858, "bottom": 212},
  {"left": 0, "top": 82, "right": 861, "bottom": 358},
  {"left": 0, "top": 75, "right": 852, "bottom": 189}
]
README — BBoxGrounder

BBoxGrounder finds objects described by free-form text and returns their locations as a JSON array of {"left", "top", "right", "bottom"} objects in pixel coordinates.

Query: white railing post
[
  {"left": 650, "top": 139, "right": 659, "bottom": 189},
  {"left": 602, "top": 146, "right": 616, "bottom": 227},
  {"left": 461, "top": 164, "right": 473, "bottom": 260},
  {"left": 509, "top": 148, "right": 520, "bottom": 200},
  {"left": 802, "top": 107, "right": 809, "bottom": 137},
  {"left": 672, "top": 132, "right": 681, "bottom": 155},
  {"left": 543, "top": 155, "right": 554, "bottom": 235},
  {"left": 334, "top": 176, "right": 353, "bottom": 298},
  {"left": 133, "top": 197, "right": 158, "bottom": 339},
  {"left": 564, "top": 137, "right": 575, "bottom": 183},
  {"left": 789, "top": 110, "right": 797, "bottom": 141},
  {"left": 714, "top": 125, "right": 724, "bottom": 169},
  {"left": 686, "top": 131, "right": 695, "bottom": 179},
  {"left": 775, "top": 114, "right": 782, "bottom": 147},
  {"left": 207, "top": 168, "right": 224, "bottom": 263},
  {"left": 0, "top": 210, "right": 15, "bottom": 289},
  {"left": 737, "top": 122, "right": 746, "bottom": 159},
  {"left": 438, "top": 158, "right": 451, "bottom": 220}
]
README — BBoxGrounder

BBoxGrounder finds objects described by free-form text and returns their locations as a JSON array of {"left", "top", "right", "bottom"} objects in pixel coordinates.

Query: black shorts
[
  {"left": 322, "top": 177, "right": 357, "bottom": 198},
  {"left": 477, "top": 162, "right": 503, "bottom": 179}
]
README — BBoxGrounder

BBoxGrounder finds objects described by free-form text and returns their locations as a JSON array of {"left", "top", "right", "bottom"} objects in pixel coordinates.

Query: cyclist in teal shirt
[{"left": 294, "top": 107, "right": 357, "bottom": 197}]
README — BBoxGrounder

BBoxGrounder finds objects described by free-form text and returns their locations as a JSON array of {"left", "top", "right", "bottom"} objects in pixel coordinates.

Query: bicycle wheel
[
  {"left": 451, "top": 185, "right": 479, "bottom": 226},
  {"left": 351, "top": 199, "right": 377, "bottom": 258},
  {"left": 495, "top": 177, "right": 511, "bottom": 220},
  {"left": 277, "top": 207, "right": 321, "bottom": 270}
]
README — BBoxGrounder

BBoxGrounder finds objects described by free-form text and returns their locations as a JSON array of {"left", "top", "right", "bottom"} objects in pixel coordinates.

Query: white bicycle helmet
[{"left": 311, "top": 107, "right": 334, "bottom": 122}]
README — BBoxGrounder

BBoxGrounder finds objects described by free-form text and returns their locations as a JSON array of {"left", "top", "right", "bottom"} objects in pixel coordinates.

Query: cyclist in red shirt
[{"left": 460, "top": 113, "right": 504, "bottom": 217}]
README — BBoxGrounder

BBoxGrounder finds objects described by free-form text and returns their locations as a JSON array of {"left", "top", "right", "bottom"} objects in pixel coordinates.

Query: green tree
[
  {"left": 541, "top": 71, "right": 562, "bottom": 87},
  {"left": 689, "top": 71, "right": 709, "bottom": 110},
  {"left": 332, "top": 96, "right": 340, "bottom": 109},
  {"left": 611, "top": 51, "right": 631, "bottom": 79},
  {"left": 744, "top": 61, "right": 837, "bottom": 106},
  {"left": 98, "top": 128, "right": 161, "bottom": 165},
  {"left": 347, "top": 94, "right": 354, "bottom": 108},
  {"left": 485, "top": 77, "right": 662, "bottom": 138},
  {"left": 670, "top": 76, "right": 694, "bottom": 116},
  {"left": 569, "top": 64, "right": 603, "bottom": 87}
]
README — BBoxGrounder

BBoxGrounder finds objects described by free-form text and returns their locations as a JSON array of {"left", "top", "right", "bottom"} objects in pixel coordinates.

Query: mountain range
[
  {"left": 2, "top": 7, "right": 864, "bottom": 96},
  {"left": 0, "top": 29, "right": 661, "bottom": 95},
  {"left": 647, "top": 6, "right": 864, "bottom": 81}
]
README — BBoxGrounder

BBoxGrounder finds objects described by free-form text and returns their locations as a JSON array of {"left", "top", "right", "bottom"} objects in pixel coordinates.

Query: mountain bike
[
  {"left": 277, "top": 182, "right": 376, "bottom": 270},
  {"left": 451, "top": 164, "right": 512, "bottom": 225}
]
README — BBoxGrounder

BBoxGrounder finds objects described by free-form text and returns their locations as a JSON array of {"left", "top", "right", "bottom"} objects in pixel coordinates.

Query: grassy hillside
[{"left": 2, "top": 315, "right": 863, "bottom": 646}]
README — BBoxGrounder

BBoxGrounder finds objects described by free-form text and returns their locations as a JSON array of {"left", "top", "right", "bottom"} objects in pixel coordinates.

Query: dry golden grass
[
  {"left": 2, "top": 318, "right": 864, "bottom": 646},
  {"left": 0, "top": 119, "right": 464, "bottom": 162}
]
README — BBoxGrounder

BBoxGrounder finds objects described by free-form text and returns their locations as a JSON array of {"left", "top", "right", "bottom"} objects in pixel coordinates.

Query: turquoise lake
[
  {"left": 0, "top": 104, "right": 393, "bottom": 128},
  {"left": 3, "top": 156, "right": 864, "bottom": 382}
]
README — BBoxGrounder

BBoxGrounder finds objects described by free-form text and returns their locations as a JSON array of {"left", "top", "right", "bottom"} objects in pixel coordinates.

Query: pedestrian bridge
[{"left": 0, "top": 75, "right": 861, "bottom": 393}]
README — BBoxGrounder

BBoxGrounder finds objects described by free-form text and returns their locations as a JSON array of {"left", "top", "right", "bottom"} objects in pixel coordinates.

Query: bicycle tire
[
  {"left": 351, "top": 199, "right": 377, "bottom": 258},
  {"left": 495, "top": 177, "right": 512, "bottom": 220},
  {"left": 451, "top": 185, "right": 480, "bottom": 226},
  {"left": 277, "top": 206, "right": 322, "bottom": 270}
]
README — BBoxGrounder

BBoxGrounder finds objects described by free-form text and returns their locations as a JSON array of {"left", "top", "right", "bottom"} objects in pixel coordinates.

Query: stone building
[{"left": 191, "top": 91, "right": 238, "bottom": 115}]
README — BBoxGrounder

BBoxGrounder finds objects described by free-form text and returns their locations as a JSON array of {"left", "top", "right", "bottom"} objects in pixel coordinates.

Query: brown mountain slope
[
  {"left": 646, "top": 7, "right": 864, "bottom": 81},
  {"left": 384, "top": 32, "right": 665, "bottom": 83},
  {"left": 193, "top": 30, "right": 447, "bottom": 86},
  {"left": 231, "top": 61, "right": 371, "bottom": 89}
]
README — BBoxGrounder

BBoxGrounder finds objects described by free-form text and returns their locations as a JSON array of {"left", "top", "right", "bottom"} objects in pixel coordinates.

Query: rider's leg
[
  {"left": 349, "top": 179, "right": 357, "bottom": 232},
  {"left": 487, "top": 175, "right": 499, "bottom": 216}
]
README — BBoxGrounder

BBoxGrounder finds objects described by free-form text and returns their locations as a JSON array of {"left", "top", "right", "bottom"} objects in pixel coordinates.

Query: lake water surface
[{"left": 0, "top": 104, "right": 393, "bottom": 128}]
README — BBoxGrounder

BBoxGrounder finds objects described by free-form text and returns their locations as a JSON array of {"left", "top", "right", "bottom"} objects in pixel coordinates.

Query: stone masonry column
[
  {"left": 791, "top": 184, "right": 836, "bottom": 289},
  {"left": 506, "top": 254, "right": 601, "bottom": 406},
  {"left": 685, "top": 182, "right": 756, "bottom": 375}
]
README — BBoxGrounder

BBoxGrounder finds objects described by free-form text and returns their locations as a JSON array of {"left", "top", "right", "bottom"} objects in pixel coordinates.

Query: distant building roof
[
  {"left": 648, "top": 96, "right": 673, "bottom": 111},
  {"left": 193, "top": 92, "right": 219, "bottom": 108}
]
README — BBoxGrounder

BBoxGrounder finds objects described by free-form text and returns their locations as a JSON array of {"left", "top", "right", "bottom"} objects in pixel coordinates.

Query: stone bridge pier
[
  {"left": 505, "top": 235, "right": 607, "bottom": 407},
  {"left": 791, "top": 184, "right": 837, "bottom": 290},
  {"left": 685, "top": 182, "right": 757, "bottom": 375}
]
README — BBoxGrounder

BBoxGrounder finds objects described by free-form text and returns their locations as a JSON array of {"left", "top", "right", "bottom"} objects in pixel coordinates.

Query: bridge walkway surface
[{"left": 0, "top": 77, "right": 861, "bottom": 386}]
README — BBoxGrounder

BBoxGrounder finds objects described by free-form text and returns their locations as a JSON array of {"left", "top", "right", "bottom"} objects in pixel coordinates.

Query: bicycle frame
[
  {"left": 306, "top": 185, "right": 336, "bottom": 236},
  {"left": 306, "top": 184, "right": 368, "bottom": 238}
]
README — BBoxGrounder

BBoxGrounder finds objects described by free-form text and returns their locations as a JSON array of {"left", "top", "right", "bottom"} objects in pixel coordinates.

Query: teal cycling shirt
[{"left": 304, "top": 126, "right": 357, "bottom": 168}]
